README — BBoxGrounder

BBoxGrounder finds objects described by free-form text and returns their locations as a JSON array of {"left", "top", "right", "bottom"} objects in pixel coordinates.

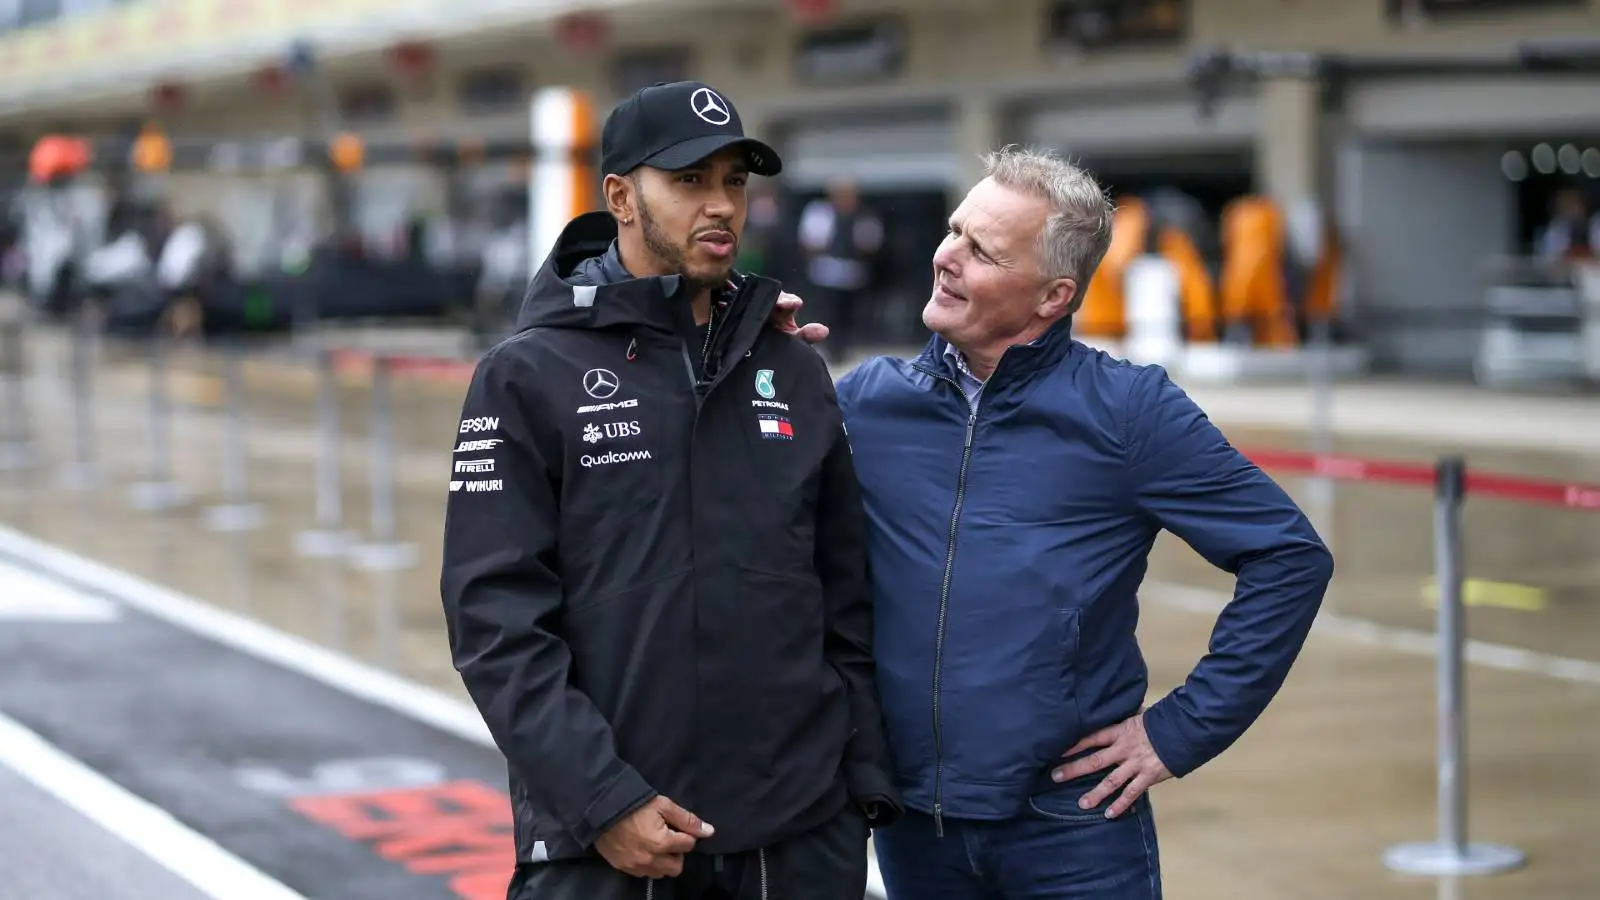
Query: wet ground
[{"left": 1, "top": 322, "right": 1596, "bottom": 899}]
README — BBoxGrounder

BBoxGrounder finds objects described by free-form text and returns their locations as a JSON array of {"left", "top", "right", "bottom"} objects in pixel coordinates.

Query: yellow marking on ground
[{"left": 1421, "top": 577, "right": 1547, "bottom": 612}]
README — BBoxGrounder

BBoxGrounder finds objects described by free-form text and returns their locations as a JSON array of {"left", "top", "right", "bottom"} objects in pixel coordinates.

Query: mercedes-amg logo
[
  {"left": 582, "top": 368, "right": 620, "bottom": 399},
  {"left": 690, "top": 87, "right": 731, "bottom": 126}
]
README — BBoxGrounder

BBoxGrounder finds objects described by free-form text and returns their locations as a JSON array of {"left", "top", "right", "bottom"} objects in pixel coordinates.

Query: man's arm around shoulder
[
  {"left": 440, "top": 346, "right": 659, "bottom": 846},
  {"left": 1127, "top": 366, "right": 1335, "bottom": 777}
]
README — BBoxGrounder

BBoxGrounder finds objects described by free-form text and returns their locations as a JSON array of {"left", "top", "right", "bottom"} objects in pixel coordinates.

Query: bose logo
[
  {"left": 459, "top": 417, "right": 500, "bottom": 434},
  {"left": 580, "top": 450, "right": 653, "bottom": 468},
  {"left": 455, "top": 439, "right": 503, "bottom": 453}
]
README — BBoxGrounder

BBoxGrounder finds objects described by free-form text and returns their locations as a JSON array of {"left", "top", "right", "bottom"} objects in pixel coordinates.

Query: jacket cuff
[
  {"left": 573, "top": 767, "right": 658, "bottom": 849},
  {"left": 1141, "top": 700, "right": 1204, "bottom": 779},
  {"left": 845, "top": 761, "right": 904, "bottom": 826}
]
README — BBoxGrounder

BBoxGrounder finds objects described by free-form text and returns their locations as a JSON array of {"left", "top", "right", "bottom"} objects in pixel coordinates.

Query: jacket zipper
[{"left": 913, "top": 365, "right": 977, "bottom": 838}]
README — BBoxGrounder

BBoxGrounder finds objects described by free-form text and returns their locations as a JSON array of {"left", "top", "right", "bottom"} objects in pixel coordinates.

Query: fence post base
[
  {"left": 294, "top": 529, "right": 356, "bottom": 559},
  {"left": 1382, "top": 842, "right": 1525, "bottom": 877},
  {"left": 128, "top": 480, "right": 189, "bottom": 511},
  {"left": 205, "top": 502, "right": 266, "bottom": 533},
  {"left": 347, "top": 542, "right": 417, "bottom": 573}
]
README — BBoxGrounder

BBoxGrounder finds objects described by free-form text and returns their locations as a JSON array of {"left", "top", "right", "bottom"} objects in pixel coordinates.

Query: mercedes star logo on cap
[
  {"left": 583, "top": 368, "right": 620, "bottom": 399},
  {"left": 690, "top": 87, "right": 731, "bottom": 126}
]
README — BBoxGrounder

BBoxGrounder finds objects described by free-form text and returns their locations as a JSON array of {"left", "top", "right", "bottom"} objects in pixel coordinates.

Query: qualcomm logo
[{"left": 580, "top": 450, "right": 652, "bottom": 468}]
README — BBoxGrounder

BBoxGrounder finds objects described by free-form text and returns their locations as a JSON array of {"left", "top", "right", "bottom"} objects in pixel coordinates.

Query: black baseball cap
[{"left": 600, "top": 81, "right": 782, "bottom": 178}]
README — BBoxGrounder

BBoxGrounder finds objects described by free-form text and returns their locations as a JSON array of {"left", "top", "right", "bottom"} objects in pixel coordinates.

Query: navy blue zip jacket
[{"left": 834, "top": 319, "right": 1333, "bottom": 823}]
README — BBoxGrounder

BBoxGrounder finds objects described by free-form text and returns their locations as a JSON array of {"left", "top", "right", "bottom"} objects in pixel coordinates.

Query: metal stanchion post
[
  {"left": 204, "top": 340, "right": 265, "bottom": 532},
  {"left": 348, "top": 354, "right": 416, "bottom": 670},
  {"left": 1383, "top": 456, "right": 1526, "bottom": 877},
  {"left": 294, "top": 344, "right": 354, "bottom": 557},
  {"left": 127, "top": 332, "right": 188, "bottom": 511},
  {"left": 59, "top": 302, "right": 101, "bottom": 490},
  {"left": 0, "top": 315, "right": 33, "bottom": 472},
  {"left": 1306, "top": 316, "right": 1336, "bottom": 539}
]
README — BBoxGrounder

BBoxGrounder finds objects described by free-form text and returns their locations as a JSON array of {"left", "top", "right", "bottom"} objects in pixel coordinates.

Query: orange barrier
[{"left": 1079, "top": 197, "right": 1218, "bottom": 342}]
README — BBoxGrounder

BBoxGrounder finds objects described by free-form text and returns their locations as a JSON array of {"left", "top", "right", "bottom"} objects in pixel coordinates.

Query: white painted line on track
[
  {"left": 0, "top": 709, "right": 309, "bottom": 900},
  {"left": 0, "top": 525, "right": 494, "bottom": 747},
  {"left": 0, "top": 562, "right": 119, "bottom": 622}
]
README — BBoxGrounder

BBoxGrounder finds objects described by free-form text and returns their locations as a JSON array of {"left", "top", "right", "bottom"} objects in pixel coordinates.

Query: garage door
[
  {"left": 1345, "top": 75, "right": 1600, "bottom": 139},
  {"left": 1021, "top": 92, "right": 1258, "bottom": 156},
  {"left": 779, "top": 116, "right": 957, "bottom": 190}
]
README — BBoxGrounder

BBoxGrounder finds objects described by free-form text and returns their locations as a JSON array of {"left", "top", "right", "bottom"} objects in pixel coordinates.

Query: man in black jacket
[{"left": 440, "top": 80, "right": 900, "bottom": 900}]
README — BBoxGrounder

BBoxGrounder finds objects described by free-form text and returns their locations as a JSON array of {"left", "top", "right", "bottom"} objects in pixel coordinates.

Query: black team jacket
[{"left": 440, "top": 211, "right": 901, "bottom": 866}]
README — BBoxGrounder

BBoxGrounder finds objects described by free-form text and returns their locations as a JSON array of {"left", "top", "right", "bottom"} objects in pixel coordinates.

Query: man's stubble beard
[{"left": 638, "top": 192, "right": 735, "bottom": 295}]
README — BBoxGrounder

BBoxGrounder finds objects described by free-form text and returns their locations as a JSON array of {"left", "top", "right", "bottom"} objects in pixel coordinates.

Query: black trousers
[{"left": 508, "top": 802, "right": 869, "bottom": 900}]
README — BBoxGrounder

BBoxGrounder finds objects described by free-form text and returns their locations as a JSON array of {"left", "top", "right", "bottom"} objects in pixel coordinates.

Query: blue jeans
[{"left": 873, "top": 782, "right": 1161, "bottom": 899}]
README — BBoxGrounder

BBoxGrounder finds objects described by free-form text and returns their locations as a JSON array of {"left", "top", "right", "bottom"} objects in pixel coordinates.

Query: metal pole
[
  {"left": 347, "top": 354, "right": 416, "bottom": 672},
  {"left": 0, "top": 315, "right": 32, "bottom": 473},
  {"left": 369, "top": 354, "right": 395, "bottom": 548},
  {"left": 204, "top": 340, "right": 265, "bottom": 533},
  {"left": 1382, "top": 456, "right": 1525, "bottom": 877},
  {"left": 128, "top": 330, "right": 187, "bottom": 511},
  {"left": 1435, "top": 455, "right": 1468, "bottom": 856},
  {"left": 59, "top": 301, "right": 100, "bottom": 490},
  {"left": 294, "top": 343, "right": 352, "bottom": 557},
  {"left": 1306, "top": 316, "right": 1336, "bottom": 535}
]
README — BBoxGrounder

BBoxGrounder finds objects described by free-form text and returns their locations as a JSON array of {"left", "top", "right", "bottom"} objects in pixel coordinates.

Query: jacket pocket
[{"left": 1027, "top": 768, "right": 1125, "bottom": 824}]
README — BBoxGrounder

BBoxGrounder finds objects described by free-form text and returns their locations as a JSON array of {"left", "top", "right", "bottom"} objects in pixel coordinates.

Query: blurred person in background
[
  {"left": 812, "top": 145, "right": 1333, "bottom": 898},
  {"left": 735, "top": 178, "right": 781, "bottom": 276},
  {"left": 440, "top": 80, "right": 898, "bottom": 900},
  {"left": 1536, "top": 186, "right": 1598, "bottom": 261},
  {"left": 799, "top": 176, "right": 884, "bottom": 364}
]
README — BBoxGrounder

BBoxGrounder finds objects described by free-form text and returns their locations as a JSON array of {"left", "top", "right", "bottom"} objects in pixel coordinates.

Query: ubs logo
[{"left": 583, "top": 420, "right": 642, "bottom": 444}]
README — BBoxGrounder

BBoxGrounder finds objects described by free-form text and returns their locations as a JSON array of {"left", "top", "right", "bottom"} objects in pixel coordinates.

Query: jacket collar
[{"left": 913, "top": 315, "right": 1077, "bottom": 389}]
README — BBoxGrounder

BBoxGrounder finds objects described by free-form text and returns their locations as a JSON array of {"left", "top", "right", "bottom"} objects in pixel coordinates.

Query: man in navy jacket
[{"left": 826, "top": 147, "right": 1335, "bottom": 899}]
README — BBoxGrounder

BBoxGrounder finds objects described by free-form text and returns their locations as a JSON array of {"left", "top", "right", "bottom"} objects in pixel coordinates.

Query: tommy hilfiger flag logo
[{"left": 757, "top": 414, "right": 794, "bottom": 440}]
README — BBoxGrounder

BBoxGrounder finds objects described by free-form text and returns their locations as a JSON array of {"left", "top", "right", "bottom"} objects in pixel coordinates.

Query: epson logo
[
  {"left": 455, "top": 439, "right": 503, "bottom": 453},
  {"left": 580, "top": 450, "right": 653, "bottom": 468},
  {"left": 455, "top": 458, "right": 495, "bottom": 474},
  {"left": 459, "top": 417, "right": 500, "bottom": 434},
  {"left": 576, "top": 399, "right": 639, "bottom": 415}
]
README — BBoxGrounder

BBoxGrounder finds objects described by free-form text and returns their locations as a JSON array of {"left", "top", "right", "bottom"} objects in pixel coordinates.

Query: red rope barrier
[{"left": 1241, "top": 447, "right": 1600, "bottom": 512}]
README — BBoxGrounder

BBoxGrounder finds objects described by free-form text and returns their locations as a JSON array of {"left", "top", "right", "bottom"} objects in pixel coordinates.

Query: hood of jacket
[
  {"left": 512, "top": 210, "right": 696, "bottom": 336},
  {"left": 512, "top": 211, "right": 784, "bottom": 384}
]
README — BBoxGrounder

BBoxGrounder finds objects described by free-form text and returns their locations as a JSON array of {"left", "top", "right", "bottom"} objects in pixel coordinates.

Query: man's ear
[
  {"left": 603, "top": 173, "right": 635, "bottom": 224},
  {"left": 1037, "top": 276, "right": 1079, "bottom": 320}
]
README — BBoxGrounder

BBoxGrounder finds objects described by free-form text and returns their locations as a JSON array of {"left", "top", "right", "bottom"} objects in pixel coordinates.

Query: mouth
[
  {"left": 935, "top": 279, "right": 967, "bottom": 302},
  {"left": 695, "top": 230, "right": 736, "bottom": 258}
]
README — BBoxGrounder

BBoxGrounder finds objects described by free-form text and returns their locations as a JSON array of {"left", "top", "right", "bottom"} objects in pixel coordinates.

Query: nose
[
  {"left": 932, "top": 233, "right": 961, "bottom": 273},
  {"left": 704, "top": 187, "right": 737, "bottom": 221}
]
